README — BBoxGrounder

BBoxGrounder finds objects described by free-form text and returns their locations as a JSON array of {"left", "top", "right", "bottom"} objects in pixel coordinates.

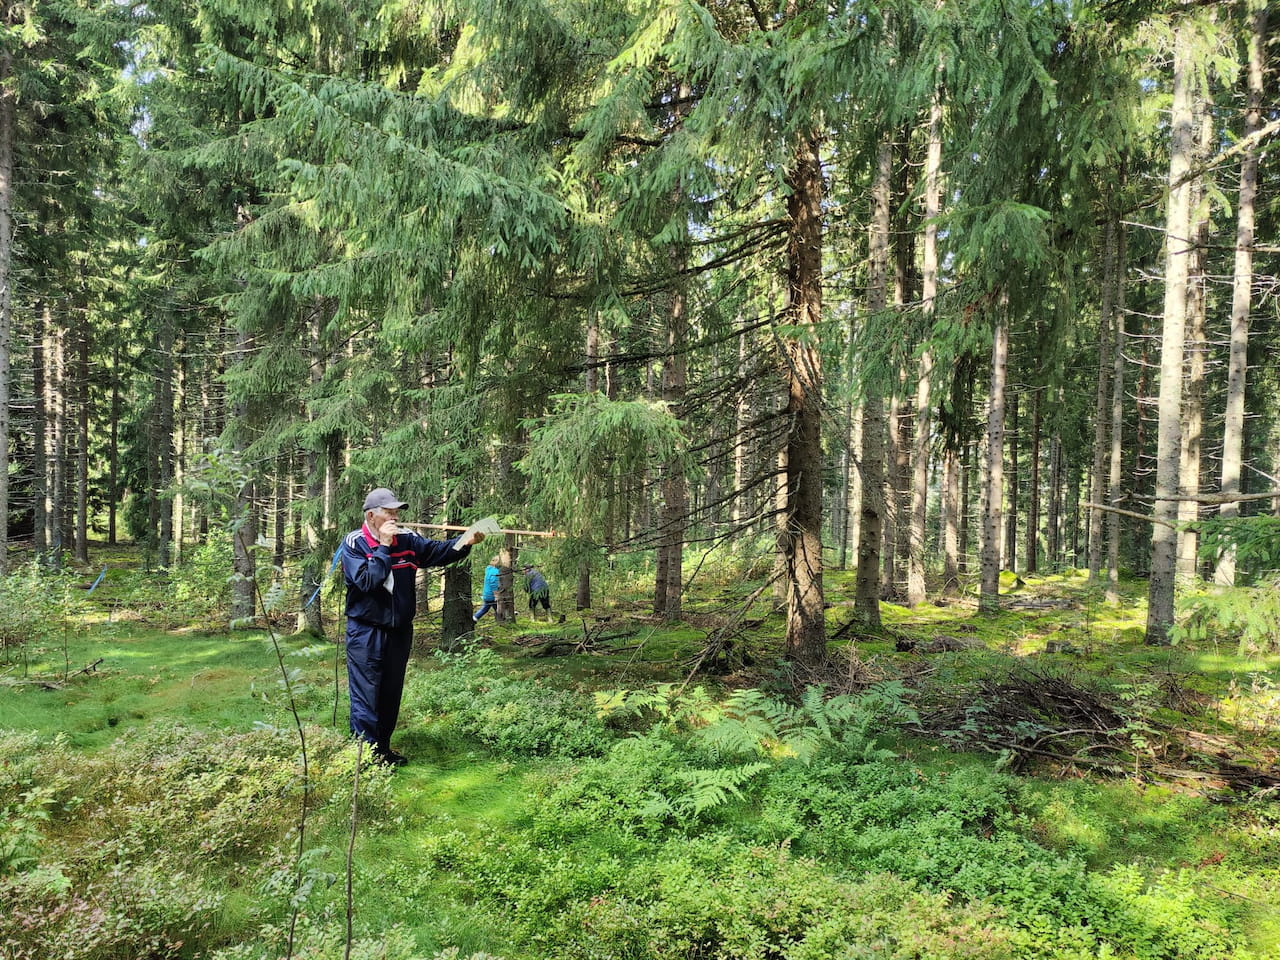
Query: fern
[{"left": 671, "top": 763, "right": 771, "bottom": 817}]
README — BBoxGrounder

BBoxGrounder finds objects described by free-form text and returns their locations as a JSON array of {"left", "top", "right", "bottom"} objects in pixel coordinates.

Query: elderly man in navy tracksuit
[{"left": 341, "top": 487, "right": 484, "bottom": 766}]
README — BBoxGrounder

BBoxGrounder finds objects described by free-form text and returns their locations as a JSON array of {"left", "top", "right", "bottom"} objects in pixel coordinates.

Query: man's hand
[
  {"left": 376, "top": 518, "right": 400, "bottom": 546},
  {"left": 462, "top": 530, "right": 486, "bottom": 547}
]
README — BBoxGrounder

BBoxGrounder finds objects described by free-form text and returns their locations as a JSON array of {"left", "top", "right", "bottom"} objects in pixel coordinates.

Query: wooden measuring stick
[{"left": 395, "top": 521, "right": 558, "bottom": 538}]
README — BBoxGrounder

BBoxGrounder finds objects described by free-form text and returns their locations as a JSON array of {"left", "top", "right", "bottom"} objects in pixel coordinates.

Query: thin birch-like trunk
[
  {"left": 907, "top": 90, "right": 942, "bottom": 608},
  {"left": 1106, "top": 219, "right": 1129, "bottom": 603},
  {"left": 1088, "top": 221, "right": 1117, "bottom": 580},
  {"left": 1216, "top": 0, "right": 1266, "bottom": 585},
  {"left": 0, "top": 30, "right": 12, "bottom": 575},
  {"left": 980, "top": 307, "right": 1009, "bottom": 612},
  {"left": 1027, "top": 386, "right": 1042, "bottom": 574},
  {"left": 855, "top": 141, "right": 892, "bottom": 627},
  {"left": 1147, "top": 21, "right": 1196, "bottom": 644},
  {"left": 1177, "top": 97, "right": 1212, "bottom": 581}
]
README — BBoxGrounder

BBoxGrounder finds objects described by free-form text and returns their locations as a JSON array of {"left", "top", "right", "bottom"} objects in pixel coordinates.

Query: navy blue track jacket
[{"left": 341, "top": 523, "right": 471, "bottom": 627}]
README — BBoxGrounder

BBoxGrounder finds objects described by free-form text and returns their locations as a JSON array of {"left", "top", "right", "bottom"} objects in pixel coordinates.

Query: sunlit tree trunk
[
  {"left": 1026, "top": 386, "right": 1042, "bottom": 574},
  {"left": 231, "top": 324, "right": 258, "bottom": 624},
  {"left": 1004, "top": 394, "right": 1018, "bottom": 573},
  {"left": 1215, "top": 0, "right": 1266, "bottom": 585},
  {"left": 1088, "top": 221, "right": 1117, "bottom": 580},
  {"left": 1106, "top": 218, "right": 1129, "bottom": 603},
  {"left": 1147, "top": 20, "right": 1196, "bottom": 645},
  {"left": 0, "top": 30, "right": 12, "bottom": 575},
  {"left": 1177, "top": 96, "right": 1212, "bottom": 582},
  {"left": 907, "top": 91, "right": 942, "bottom": 608},
  {"left": 33, "top": 305, "right": 47, "bottom": 556},
  {"left": 855, "top": 141, "right": 892, "bottom": 628},
  {"left": 74, "top": 306, "right": 90, "bottom": 565},
  {"left": 655, "top": 246, "right": 688, "bottom": 621},
  {"left": 980, "top": 305, "right": 1009, "bottom": 613}
]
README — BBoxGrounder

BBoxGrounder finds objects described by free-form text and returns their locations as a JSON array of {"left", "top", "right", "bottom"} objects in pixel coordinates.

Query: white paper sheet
[{"left": 452, "top": 516, "right": 503, "bottom": 549}]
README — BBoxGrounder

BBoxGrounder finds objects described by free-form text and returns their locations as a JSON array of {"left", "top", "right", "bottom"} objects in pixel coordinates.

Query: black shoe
[{"left": 376, "top": 747, "right": 409, "bottom": 767}]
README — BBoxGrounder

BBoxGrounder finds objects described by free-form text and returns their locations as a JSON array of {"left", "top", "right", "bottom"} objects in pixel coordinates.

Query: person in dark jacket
[
  {"left": 522, "top": 563, "right": 552, "bottom": 620},
  {"left": 341, "top": 487, "right": 484, "bottom": 766}
]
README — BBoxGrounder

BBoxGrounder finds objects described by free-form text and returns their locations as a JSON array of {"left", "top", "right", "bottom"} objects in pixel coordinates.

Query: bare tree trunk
[
  {"left": 907, "top": 91, "right": 942, "bottom": 608},
  {"left": 74, "top": 307, "right": 90, "bottom": 564},
  {"left": 1177, "top": 97, "right": 1212, "bottom": 582},
  {"left": 961, "top": 442, "right": 973, "bottom": 573},
  {"left": 942, "top": 447, "right": 960, "bottom": 593},
  {"left": 1147, "top": 21, "right": 1196, "bottom": 644},
  {"left": 1088, "top": 222, "right": 1117, "bottom": 580},
  {"left": 655, "top": 250, "right": 688, "bottom": 621},
  {"left": 1047, "top": 429, "right": 1062, "bottom": 569},
  {"left": 48, "top": 309, "right": 67, "bottom": 568},
  {"left": 0, "top": 35, "right": 12, "bottom": 575},
  {"left": 1004, "top": 393, "right": 1019, "bottom": 573},
  {"left": 1026, "top": 386, "right": 1042, "bottom": 574},
  {"left": 578, "top": 311, "right": 600, "bottom": 610},
  {"left": 980, "top": 306, "right": 1009, "bottom": 613},
  {"left": 156, "top": 316, "right": 175, "bottom": 567},
  {"left": 781, "top": 129, "right": 826, "bottom": 666},
  {"left": 881, "top": 391, "right": 901, "bottom": 598},
  {"left": 231, "top": 325, "right": 258, "bottom": 625},
  {"left": 1106, "top": 219, "right": 1129, "bottom": 603},
  {"left": 855, "top": 141, "right": 892, "bottom": 628},
  {"left": 1216, "top": 0, "right": 1266, "bottom": 585},
  {"left": 33, "top": 305, "right": 47, "bottom": 556}
]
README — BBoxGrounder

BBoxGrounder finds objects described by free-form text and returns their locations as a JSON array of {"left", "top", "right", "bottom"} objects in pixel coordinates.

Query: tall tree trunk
[
  {"left": 230, "top": 325, "right": 258, "bottom": 625},
  {"left": 48, "top": 308, "right": 67, "bottom": 568},
  {"left": 156, "top": 315, "right": 175, "bottom": 567},
  {"left": 781, "top": 130, "right": 826, "bottom": 666},
  {"left": 1215, "top": 0, "right": 1266, "bottom": 585},
  {"left": 655, "top": 249, "right": 688, "bottom": 621},
  {"left": 1026, "top": 386, "right": 1042, "bottom": 574},
  {"left": 0, "top": 32, "right": 12, "bottom": 575},
  {"left": 74, "top": 306, "right": 90, "bottom": 564},
  {"left": 1106, "top": 219, "right": 1129, "bottom": 603},
  {"left": 1004, "top": 394, "right": 1019, "bottom": 573},
  {"left": 980, "top": 307, "right": 1009, "bottom": 613},
  {"left": 881, "top": 392, "right": 901, "bottom": 598},
  {"left": 109, "top": 339, "right": 120, "bottom": 546},
  {"left": 578, "top": 309, "right": 601, "bottom": 611},
  {"left": 33, "top": 304, "right": 47, "bottom": 557},
  {"left": 1177, "top": 96, "right": 1213, "bottom": 582},
  {"left": 1047, "top": 426, "right": 1062, "bottom": 568},
  {"left": 907, "top": 91, "right": 942, "bottom": 608},
  {"left": 855, "top": 141, "right": 892, "bottom": 628},
  {"left": 959, "top": 441, "right": 971, "bottom": 574},
  {"left": 1089, "top": 221, "right": 1117, "bottom": 580},
  {"left": 1147, "top": 21, "right": 1196, "bottom": 644}
]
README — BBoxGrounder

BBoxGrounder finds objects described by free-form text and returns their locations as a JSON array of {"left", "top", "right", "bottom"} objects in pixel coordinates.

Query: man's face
[{"left": 369, "top": 507, "right": 400, "bottom": 529}]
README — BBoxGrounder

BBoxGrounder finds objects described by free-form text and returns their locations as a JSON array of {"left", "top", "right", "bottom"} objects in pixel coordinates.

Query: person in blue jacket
[
  {"left": 341, "top": 487, "right": 484, "bottom": 767},
  {"left": 473, "top": 556, "right": 503, "bottom": 622},
  {"left": 522, "top": 563, "right": 552, "bottom": 620}
]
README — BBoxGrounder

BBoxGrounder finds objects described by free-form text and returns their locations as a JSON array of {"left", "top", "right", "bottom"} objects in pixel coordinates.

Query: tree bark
[
  {"left": 1147, "top": 20, "right": 1196, "bottom": 644},
  {"left": 0, "top": 31, "right": 12, "bottom": 575},
  {"left": 1215, "top": 0, "right": 1266, "bottom": 585},
  {"left": 855, "top": 141, "right": 892, "bottom": 628},
  {"left": 780, "top": 129, "right": 826, "bottom": 666},
  {"left": 980, "top": 305, "right": 1009, "bottom": 613},
  {"left": 1177, "top": 95, "right": 1212, "bottom": 582},
  {"left": 1088, "top": 221, "right": 1116, "bottom": 580},
  {"left": 1004, "top": 393, "right": 1019, "bottom": 573},
  {"left": 74, "top": 304, "right": 90, "bottom": 564},
  {"left": 1106, "top": 219, "right": 1129, "bottom": 603},
  {"left": 230, "top": 324, "right": 258, "bottom": 625},
  {"left": 655, "top": 249, "right": 688, "bottom": 621},
  {"left": 1026, "top": 385, "right": 1042, "bottom": 574},
  {"left": 907, "top": 91, "right": 942, "bottom": 608},
  {"left": 33, "top": 304, "right": 47, "bottom": 557}
]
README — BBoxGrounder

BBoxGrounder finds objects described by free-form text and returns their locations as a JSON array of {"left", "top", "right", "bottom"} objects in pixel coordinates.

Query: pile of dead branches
[{"left": 921, "top": 667, "right": 1279, "bottom": 796}]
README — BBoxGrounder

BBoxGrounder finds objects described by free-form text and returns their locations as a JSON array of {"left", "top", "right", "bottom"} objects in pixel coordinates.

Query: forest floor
[{"left": 1, "top": 547, "right": 1278, "bottom": 960}]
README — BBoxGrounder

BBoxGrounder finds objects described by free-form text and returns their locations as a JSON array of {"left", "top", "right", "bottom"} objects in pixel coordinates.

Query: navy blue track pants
[{"left": 346, "top": 619, "right": 412, "bottom": 750}]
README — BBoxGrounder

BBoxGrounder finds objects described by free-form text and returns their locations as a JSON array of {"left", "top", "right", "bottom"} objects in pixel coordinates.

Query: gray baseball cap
[{"left": 362, "top": 487, "right": 408, "bottom": 511}]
